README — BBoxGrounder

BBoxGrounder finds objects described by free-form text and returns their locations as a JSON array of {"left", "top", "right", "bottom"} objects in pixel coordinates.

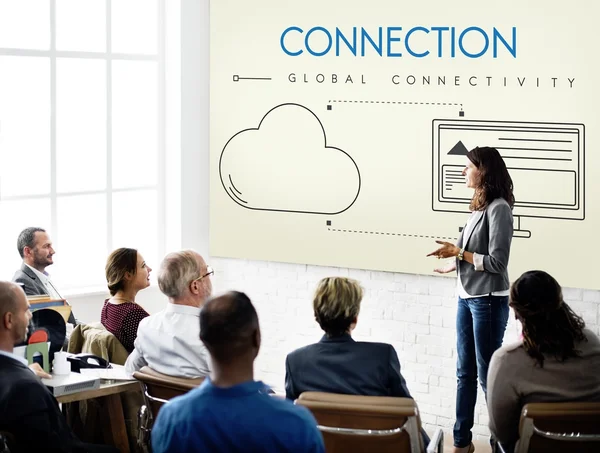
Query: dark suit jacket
[
  {"left": 12, "top": 263, "right": 76, "bottom": 325},
  {"left": 0, "top": 354, "right": 85, "bottom": 452},
  {"left": 285, "top": 334, "right": 430, "bottom": 449},
  {"left": 285, "top": 333, "right": 412, "bottom": 401}
]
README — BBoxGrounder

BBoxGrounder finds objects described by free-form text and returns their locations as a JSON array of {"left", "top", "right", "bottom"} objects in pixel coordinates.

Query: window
[{"left": 0, "top": 0, "right": 166, "bottom": 293}]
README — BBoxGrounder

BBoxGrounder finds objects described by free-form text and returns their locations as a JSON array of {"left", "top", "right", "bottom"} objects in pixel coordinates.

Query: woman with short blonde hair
[
  {"left": 286, "top": 276, "right": 428, "bottom": 446},
  {"left": 285, "top": 276, "right": 429, "bottom": 443},
  {"left": 313, "top": 277, "right": 362, "bottom": 337}
]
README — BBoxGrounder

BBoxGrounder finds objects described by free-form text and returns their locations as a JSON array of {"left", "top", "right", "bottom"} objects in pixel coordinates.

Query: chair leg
[
  {"left": 137, "top": 405, "right": 152, "bottom": 453},
  {"left": 426, "top": 427, "right": 444, "bottom": 453}
]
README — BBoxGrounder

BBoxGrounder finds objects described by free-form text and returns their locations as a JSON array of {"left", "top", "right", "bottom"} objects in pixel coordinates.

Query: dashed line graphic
[
  {"left": 328, "top": 99, "right": 463, "bottom": 107},
  {"left": 328, "top": 227, "right": 456, "bottom": 240}
]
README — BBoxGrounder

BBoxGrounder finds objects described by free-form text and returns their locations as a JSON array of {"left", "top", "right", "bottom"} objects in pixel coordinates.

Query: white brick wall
[{"left": 212, "top": 257, "right": 600, "bottom": 441}]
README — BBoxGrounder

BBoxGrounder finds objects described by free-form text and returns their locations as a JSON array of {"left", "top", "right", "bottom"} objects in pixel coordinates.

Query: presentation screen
[{"left": 210, "top": 0, "right": 599, "bottom": 289}]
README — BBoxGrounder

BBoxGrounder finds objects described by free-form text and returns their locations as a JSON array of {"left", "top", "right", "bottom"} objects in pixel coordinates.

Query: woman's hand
[
  {"left": 427, "top": 240, "right": 460, "bottom": 259},
  {"left": 434, "top": 262, "right": 457, "bottom": 274}
]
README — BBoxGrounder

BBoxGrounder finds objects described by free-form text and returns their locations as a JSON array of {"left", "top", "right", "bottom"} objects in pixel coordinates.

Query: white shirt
[
  {"left": 26, "top": 264, "right": 62, "bottom": 300},
  {"left": 125, "top": 303, "right": 211, "bottom": 378},
  {"left": 0, "top": 349, "right": 29, "bottom": 366}
]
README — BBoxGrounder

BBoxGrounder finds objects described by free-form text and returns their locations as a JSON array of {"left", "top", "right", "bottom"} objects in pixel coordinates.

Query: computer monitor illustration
[{"left": 432, "top": 119, "right": 585, "bottom": 237}]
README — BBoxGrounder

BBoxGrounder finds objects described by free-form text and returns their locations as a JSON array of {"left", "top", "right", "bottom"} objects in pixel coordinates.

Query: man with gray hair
[{"left": 125, "top": 250, "right": 213, "bottom": 378}]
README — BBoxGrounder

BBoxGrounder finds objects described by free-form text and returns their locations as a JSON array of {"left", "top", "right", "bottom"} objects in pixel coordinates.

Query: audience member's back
[
  {"left": 488, "top": 271, "right": 600, "bottom": 451},
  {"left": 151, "top": 291, "right": 324, "bottom": 453},
  {"left": 152, "top": 378, "right": 322, "bottom": 453},
  {"left": 285, "top": 277, "right": 412, "bottom": 400},
  {"left": 286, "top": 334, "right": 408, "bottom": 398}
]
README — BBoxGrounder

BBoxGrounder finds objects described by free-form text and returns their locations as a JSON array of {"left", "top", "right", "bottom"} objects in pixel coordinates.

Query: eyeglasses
[{"left": 194, "top": 265, "right": 214, "bottom": 282}]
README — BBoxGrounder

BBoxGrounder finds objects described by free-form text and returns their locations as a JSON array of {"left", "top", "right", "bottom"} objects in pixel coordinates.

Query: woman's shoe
[{"left": 452, "top": 443, "right": 475, "bottom": 453}]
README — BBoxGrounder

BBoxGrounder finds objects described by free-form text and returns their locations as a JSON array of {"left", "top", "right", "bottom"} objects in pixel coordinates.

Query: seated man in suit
[
  {"left": 151, "top": 291, "right": 325, "bottom": 453},
  {"left": 285, "top": 277, "right": 429, "bottom": 447},
  {"left": 0, "top": 281, "right": 115, "bottom": 453},
  {"left": 12, "top": 226, "right": 76, "bottom": 325},
  {"left": 125, "top": 250, "right": 212, "bottom": 378}
]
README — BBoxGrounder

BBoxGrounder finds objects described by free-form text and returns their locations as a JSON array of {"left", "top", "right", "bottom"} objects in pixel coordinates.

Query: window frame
[{"left": 0, "top": 0, "right": 167, "bottom": 294}]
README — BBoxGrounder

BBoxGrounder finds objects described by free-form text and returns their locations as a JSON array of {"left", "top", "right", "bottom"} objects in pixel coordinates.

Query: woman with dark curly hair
[
  {"left": 427, "top": 146, "right": 515, "bottom": 453},
  {"left": 487, "top": 270, "right": 600, "bottom": 451}
]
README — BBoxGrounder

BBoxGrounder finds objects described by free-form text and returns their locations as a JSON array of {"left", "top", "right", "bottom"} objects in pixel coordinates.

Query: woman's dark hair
[
  {"left": 467, "top": 146, "right": 515, "bottom": 211},
  {"left": 510, "top": 270, "right": 587, "bottom": 367},
  {"left": 105, "top": 248, "right": 138, "bottom": 296}
]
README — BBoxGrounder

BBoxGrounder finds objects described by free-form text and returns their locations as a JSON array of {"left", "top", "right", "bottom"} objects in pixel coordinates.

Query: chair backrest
[
  {"left": 133, "top": 366, "right": 204, "bottom": 418},
  {"left": 0, "top": 431, "right": 16, "bottom": 453},
  {"left": 295, "top": 392, "right": 423, "bottom": 453},
  {"left": 517, "top": 402, "right": 600, "bottom": 453}
]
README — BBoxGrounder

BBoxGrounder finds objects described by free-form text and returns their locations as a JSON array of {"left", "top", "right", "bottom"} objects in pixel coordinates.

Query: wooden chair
[
  {"left": 132, "top": 366, "right": 204, "bottom": 453},
  {"left": 497, "top": 402, "right": 600, "bottom": 453},
  {"left": 65, "top": 322, "right": 137, "bottom": 449},
  {"left": 295, "top": 392, "right": 443, "bottom": 453}
]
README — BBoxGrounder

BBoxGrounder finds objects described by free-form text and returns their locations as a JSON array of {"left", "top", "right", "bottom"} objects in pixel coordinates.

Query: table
[{"left": 58, "top": 380, "right": 140, "bottom": 453}]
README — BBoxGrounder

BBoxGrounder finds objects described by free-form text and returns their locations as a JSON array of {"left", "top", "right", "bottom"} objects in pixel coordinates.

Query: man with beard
[{"left": 12, "top": 227, "right": 76, "bottom": 325}]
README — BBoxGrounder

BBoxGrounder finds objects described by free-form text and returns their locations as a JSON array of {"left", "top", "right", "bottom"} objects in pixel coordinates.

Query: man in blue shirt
[{"left": 151, "top": 291, "right": 325, "bottom": 453}]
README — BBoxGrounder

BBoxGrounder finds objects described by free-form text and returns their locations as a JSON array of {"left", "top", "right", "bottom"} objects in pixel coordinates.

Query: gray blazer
[
  {"left": 456, "top": 198, "right": 513, "bottom": 296},
  {"left": 12, "top": 263, "right": 76, "bottom": 325},
  {"left": 12, "top": 263, "right": 48, "bottom": 296}
]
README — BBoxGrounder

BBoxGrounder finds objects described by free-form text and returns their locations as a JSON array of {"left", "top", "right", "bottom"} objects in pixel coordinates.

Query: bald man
[
  {"left": 151, "top": 291, "right": 325, "bottom": 453},
  {"left": 0, "top": 281, "right": 115, "bottom": 453}
]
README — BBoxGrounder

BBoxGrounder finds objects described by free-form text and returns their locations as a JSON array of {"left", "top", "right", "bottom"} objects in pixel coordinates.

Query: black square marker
[
  {"left": 327, "top": 105, "right": 332, "bottom": 110},
  {"left": 326, "top": 220, "right": 331, "bottom": 226},
  {"left": 459, "top": 110, "right": 464, "bottom": 117}
]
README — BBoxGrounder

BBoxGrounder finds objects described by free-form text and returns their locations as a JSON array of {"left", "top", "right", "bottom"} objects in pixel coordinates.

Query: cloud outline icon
[{"left": 219, "top": 103, "right": 361, "bottom": 215}]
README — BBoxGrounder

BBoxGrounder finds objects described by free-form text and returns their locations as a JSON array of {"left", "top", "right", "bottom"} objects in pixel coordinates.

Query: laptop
[{"left": 42, "top": 372, "right": 101, "bottom": 397}]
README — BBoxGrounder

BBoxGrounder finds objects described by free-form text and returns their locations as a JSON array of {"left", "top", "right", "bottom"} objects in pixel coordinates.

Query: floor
[{"left": 442, "top": 435, "right": 492, "bottom": 453}]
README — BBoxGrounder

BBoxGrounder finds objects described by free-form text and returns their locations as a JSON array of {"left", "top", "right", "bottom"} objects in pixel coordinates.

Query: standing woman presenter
[{"left": 427, "top": 146, "right": 514, "bottom": 453}]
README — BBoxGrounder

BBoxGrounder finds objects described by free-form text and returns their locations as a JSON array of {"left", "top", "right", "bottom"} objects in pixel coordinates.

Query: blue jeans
[{"left": 453, "top": 296, "right": 509, "bottom": 448}]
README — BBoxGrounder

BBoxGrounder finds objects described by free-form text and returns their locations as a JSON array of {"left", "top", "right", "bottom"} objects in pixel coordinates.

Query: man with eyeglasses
[{"left": 125, "top": 250, "right": 214, "bottom": 378}]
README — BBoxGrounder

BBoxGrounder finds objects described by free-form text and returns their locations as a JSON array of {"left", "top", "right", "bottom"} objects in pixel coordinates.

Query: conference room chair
[
  {"left": 66, "top": 322, "right": 137, "bottom": 448},
  {"left": 133, "top": 366, "right": 204, "bottom": 453},
  {"left": 0, "top": 431, "right": 15, "bottom": 453},
  {"left": 295, "top": 391, "right": 444, "bottom": 453},
  {"left": 496, "top": 401, "right": 600, "bottom": 453}
]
